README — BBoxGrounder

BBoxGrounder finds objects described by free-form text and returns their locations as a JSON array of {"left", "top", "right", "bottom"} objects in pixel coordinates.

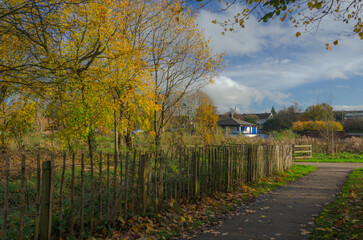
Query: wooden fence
[
  {"left": 0, "top": 144, "right": 293, "bottom": 239},
  {"left": 294, "top": 144, "right": 313, "bottom": 159}
]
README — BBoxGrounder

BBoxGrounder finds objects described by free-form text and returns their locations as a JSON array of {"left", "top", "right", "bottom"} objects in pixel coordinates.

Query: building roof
[
  {"left": 253, "top": 113, "right": 272, "bottom": 120},
  {"left": 217, "top": 113, "right": 256, "bottom": 127}
]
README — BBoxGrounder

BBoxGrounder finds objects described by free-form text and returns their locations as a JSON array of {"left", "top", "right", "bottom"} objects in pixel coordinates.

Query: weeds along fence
[{"left": 0, "top": 144, "right": 293, "bottom": 239}]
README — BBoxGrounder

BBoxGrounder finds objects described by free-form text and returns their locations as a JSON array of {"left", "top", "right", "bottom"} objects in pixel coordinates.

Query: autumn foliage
[
  {"left": 292, "top": 121, "right": 343, "bottom": 132},
  {"left": 194, "top": 92, "right": 218, "bottom": 144},
  {"left": 0, "top": 0, "right": 223, "bottom": 152}
]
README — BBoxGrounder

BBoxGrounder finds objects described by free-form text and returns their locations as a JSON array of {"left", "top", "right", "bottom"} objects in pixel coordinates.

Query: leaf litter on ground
[{"left": 98, "top": 164, "right": 316, "bottom": 239}]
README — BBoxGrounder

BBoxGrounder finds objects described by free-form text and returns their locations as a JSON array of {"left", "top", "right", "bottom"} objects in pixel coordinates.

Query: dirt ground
[{"left": 189, "top": 162, "right": 363, "bottom": 240}]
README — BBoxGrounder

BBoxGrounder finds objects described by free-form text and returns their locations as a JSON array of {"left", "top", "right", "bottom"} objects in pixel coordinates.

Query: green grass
[
  {"left": 309, "top": 168, "right": 363, "bottom": 240},
  {"left": 295, "top": 152, "right": 363, "bottom": 163}
]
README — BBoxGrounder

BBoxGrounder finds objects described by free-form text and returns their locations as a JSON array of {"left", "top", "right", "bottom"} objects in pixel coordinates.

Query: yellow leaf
[
  {"left": 132, "top": 225, "right": 138, "bottom": 233},
  {"left": 333, "top": 40, "right": 338, "bottom": 46},
  {"left": 296, "top": 32, "right": 301, "bottom": 37},
  {"left": 181, "top": 216, "right": 186, "bottom": 222}
]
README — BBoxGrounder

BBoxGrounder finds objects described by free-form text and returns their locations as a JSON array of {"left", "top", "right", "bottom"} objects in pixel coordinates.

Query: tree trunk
[
  {"left": 87, "top": 130, "right": 95, "bottom": 157},
  {"left": 125, "top": 130, "right": 133, "bottom": 150}
]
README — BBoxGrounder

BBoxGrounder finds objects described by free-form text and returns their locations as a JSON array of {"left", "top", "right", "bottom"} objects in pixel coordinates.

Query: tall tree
[{"left": 148, "top": 0, "right": 224, "bottom": 146}]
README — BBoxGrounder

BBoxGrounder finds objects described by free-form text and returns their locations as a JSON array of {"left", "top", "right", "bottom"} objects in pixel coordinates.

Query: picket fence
[{"left": 0, "top": 144, "right": 293, "bottom": 239}]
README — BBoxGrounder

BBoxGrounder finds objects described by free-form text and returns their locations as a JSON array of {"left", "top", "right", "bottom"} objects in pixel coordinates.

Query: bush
[{"left": 292, "top": 121, "right": 343, "bottom": 132}]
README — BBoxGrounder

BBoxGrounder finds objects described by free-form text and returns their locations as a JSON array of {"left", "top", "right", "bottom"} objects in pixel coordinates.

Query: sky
[{"left": 191, "top": 2, "right": 363, "bottom": 114}]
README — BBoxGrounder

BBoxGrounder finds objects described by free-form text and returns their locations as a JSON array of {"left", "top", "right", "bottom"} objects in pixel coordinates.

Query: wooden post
[
  {"left": 59, "top": 152, "right": 66, "bottom": 238},
  {"left": 90, "top": 153, "right": 94, "bottom": 233},
  {"left": 112, "top": 152, "right": 118, "bottom": 223},
  {"left": 2, "top": 154, "right": 9, "bottom": 240},
  {"left": 138, "top": 154, "right": 148, "bottom": 214},
  {"left": 178, "top": 149, "right": 182, "bottom": 201},
  {"left": 192, "top": 151, "right": 200, "bottom": 198},
  {"left": 106, "top": 153, "right": 110, "bottom": 218},
  {"left": 98, "top": 151, "right": 103, "bottom": 222},
  {"left": 124, "top": 151, "right": 129, "bottom": 217},
  {"left": 247, "top": 146, "right": 252, "bottom": 183},
  {"left": 225, "top": 149, "right": 230, "bottom": 189},
  {"left": 164, "top": 151, "right": 169, "bottom": 202},
  {"left": 69, "top": 153, "right": 75, "bottom": 239},
  {"left": 34, "top": 154, "right": 41, "bottom": 240},
  {"left": 118, "top": 152, "right": 123, "bottom": 216},
  {"left": 39, "top": 161, "right": 52, "bottom": 240},
  {"left": 130, "top": 151, "right": 137, "bottom": 215},
  {"left": 80, "top": 154, "right": 85, "bottom": 237},
  {"left": 18, "top": 155, "right": 26, "bottom": 240}
]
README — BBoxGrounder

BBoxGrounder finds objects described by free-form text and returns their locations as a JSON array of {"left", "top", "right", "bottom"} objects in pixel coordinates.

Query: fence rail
[
  {"left": 294, "top": 144, "right": 313, "bottom": 159},
  {"left": 0, "top": 144, "right": 293, "bottom": 239}
]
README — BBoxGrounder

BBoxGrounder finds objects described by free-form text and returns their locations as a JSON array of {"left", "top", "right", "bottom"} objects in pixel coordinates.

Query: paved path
[{"left": 190, "top": 162, "right": 363, "bottom": 240}]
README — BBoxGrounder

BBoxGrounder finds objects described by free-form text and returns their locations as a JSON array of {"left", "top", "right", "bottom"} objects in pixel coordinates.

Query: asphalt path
[{"left": 189, "top": 162, "right": 363, "bottom": 240}]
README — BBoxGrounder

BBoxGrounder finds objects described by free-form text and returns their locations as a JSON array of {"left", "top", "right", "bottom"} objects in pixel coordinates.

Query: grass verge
[
  {"left": 295, "top": 152, "right": 363, "bottom": 163},
  {"left": 308, "top": 168, "right": 363, "bottom": 240},
  {"left": 106, "top": 164, "right": 317, "bottom": 239}
]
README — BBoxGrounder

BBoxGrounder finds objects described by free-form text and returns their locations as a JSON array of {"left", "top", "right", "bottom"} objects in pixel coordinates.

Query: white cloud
[
  {"left": 196, "top": 2, "right": 363, "bottom": 111},
  {"left": 204, "top": 76, "right": 291, "bottom": 113},
  {"left": 333, "top": 105, "right": 363, "bottom": 111},
  {"left": 197, "top": 6, "right": 295, "bottom": 56},
  {"left": 326, "top": 69, "right": 348, "bottom": 80}
]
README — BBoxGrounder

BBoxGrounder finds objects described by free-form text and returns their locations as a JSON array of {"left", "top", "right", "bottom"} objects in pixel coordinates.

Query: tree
[
  {"left": 197, "top": 0, "right": 363, "bottom": 45},
  {"left": 0, "top": 90, "right": 36, "bottom": 152},
  {"left": 40, "top": 0, "right": 145, "bottom": 155},
  {"left": 303, "top": 103, "right": 333, "bottom": 121},
  {"left": 264, "top": 105, "right": 299, "bottom": 130},
  {"left": 271, "top": 106, "right": 277, "bottom": 116},
  {"left": 0, "top": 0, "right": 110, "bottom": 89},
  {"left": 194, "top": 91, "right": 218, "bottom": 145},
  {"left": 148, "top": 0, "right": 224, "bottom": 146},
  {"left": 243, "top": 114, "right": 258, "bottom": 124}
]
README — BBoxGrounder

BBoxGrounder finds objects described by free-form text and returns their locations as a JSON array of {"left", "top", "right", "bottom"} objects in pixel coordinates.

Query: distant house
[
  {"left": 253, "top": 113, "right": 273, "bottom": 125},
  {"left": 345, "top": 111, "right": 363, "bottom": 120},
  {"left": 217, "top": 112, "right": 258, "bottom": 136}
]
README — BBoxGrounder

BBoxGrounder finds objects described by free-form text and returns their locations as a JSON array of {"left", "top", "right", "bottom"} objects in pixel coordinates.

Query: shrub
[{"left": 292, "top": 121, "right": 343, "bottom": 132}]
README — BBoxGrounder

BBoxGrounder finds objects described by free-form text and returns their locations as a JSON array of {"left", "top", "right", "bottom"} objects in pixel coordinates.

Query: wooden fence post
[
  {"left": 2, "top": 154, "right": 9, "bottom": 240},
  {"left": 247, "top": 146, "right": 252, "bottom": 183},
  {"left": 224, "top": 149, "right": 230, "bottom": 189},
  {"left": 39, "top": 161, "right": 52, "bottom": 240},
  {"left": 138, "top": 154, "right": 149, "bottom": 215},
  {"left": 18, "top": 155, "right": 26, "bottom": 240},
  {"left": 192, "top": 151, "right": 200, "bottom": 198}
]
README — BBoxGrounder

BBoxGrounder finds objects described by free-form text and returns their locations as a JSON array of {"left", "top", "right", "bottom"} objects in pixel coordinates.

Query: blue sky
[{"left": 192, "top": 2, "right": 363, "bottom": 114}]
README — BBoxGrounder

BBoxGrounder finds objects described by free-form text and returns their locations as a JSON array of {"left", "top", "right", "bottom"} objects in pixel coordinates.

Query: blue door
[{"left": 252, "top": 127, "right": 257, "bottom": 134}]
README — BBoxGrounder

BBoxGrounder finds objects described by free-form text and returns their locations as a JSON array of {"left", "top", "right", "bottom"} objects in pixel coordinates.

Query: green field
[{"left": 295, "top": 152, "right": 363, "bottom": 163}]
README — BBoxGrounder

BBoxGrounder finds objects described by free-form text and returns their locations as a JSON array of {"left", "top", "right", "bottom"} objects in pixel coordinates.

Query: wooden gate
[{"left": 294, "top": 145, "right": 312, "bottom": 159}]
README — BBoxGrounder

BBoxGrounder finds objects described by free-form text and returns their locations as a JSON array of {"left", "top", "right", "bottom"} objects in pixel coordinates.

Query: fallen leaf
[
  {"left": 300, "top": 229, "right": 310, "bottom": 235},
  {"left": 245, "top": 209, "right": 256, "bottom": 214}
]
